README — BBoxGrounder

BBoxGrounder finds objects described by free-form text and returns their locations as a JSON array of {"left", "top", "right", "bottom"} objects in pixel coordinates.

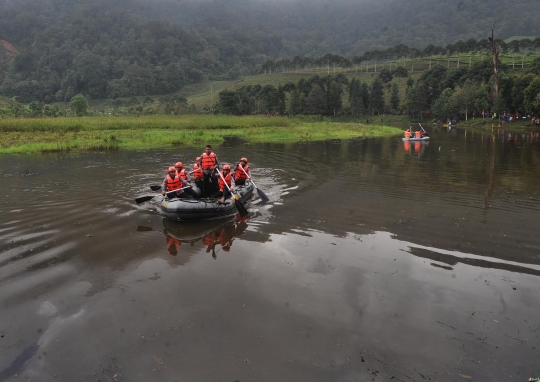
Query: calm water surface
[{"left": 1, "top": 126, "right": 539, "bottom": 381}]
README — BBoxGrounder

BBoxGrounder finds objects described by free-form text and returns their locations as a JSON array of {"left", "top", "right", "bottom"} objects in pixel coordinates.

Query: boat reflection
[
  {"left": 403, "top": 140, "right": 429, "bottom": 155},
  {"left": 162, "top": 213, "right": 250, "bottom": 259}
]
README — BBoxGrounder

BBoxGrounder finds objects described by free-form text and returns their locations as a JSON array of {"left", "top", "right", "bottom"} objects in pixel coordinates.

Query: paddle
[
  {"left": 418, "top": 123, "right": 429, "bottom": 136},
  {"left": 135, "top": 186, "right": 190, "bottom": 204},
  {"left": 216, "top": 169, "right": 248, "bottom": 217},
  {"left": 238, "top": 165, "right": 269, "bottom": 203}
]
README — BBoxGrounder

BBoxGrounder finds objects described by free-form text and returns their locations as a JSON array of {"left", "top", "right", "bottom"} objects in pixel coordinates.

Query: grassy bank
[
  {"left": 0, "top": 115, "right": 403, "bottom": 154},
  {"left": 457, "top": 117, "right": 536, "bottom": 132}
]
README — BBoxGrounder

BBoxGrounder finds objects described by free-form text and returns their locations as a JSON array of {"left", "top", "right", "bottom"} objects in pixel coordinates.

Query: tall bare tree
[{"left": 488, "top": 28, "right": 500, "bottom": 100}]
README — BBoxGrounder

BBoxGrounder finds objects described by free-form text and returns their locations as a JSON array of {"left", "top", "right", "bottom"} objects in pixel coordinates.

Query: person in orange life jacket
[
  {"left": 234, "top": 157, "right": 251, "bottom": 186},
  {"left": 219, "top": 223, "right": 236, "bottom": 252},
  {"left": 161, "top": 167, "right": 199, "bottom": 199},
  {"left": 404, "top": 128, "right": 412, "bottom": 138},
  {"left": 415, "top": 130, "right": 422, "bottom": 138},
  {"left": 199, "top": 145, "right": 219, "bottom": 197},
  {"left": 165, "top": 233, "right": 180, "bottom": 256},
  {"left": 192, "top": 156, "right": 204, "bottom": 190},
  {"left": 175, "top": 162, "right": 190, "bottom": 183},
  {"left": 213, "top": 164, "right": 235, "bottom": 204},
  {"left": 204, "top": 231, "right": 220, "bottom": 259}
]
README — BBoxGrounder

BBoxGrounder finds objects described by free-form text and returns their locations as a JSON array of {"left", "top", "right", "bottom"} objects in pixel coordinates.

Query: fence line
[{"left": 262, "top": 55, "right": 533, "bottom": 75}]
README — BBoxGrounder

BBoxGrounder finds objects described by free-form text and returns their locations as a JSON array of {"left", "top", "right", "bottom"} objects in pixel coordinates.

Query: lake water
[{"left": 1, "top": 126, "right": 539, "bottom": 381}]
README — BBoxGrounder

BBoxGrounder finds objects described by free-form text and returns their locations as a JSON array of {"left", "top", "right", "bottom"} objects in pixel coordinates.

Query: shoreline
[{"left": 0, "top": 115, "right": 403, "bottom": 154}]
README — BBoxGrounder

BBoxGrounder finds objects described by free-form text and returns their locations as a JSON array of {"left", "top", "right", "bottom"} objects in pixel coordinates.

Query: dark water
[{"left": 1, "top": 126, "right": 539, "bottom": 381}]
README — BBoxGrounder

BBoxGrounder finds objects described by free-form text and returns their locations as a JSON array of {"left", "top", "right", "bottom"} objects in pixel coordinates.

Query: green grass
[{"left": 0, "top": 115, "right": 403, "bottom": 154}]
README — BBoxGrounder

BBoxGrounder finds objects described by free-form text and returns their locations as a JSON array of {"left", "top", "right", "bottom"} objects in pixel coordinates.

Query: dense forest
[{"left": 1, "top": 0, "right": 540, "bottom": 106}]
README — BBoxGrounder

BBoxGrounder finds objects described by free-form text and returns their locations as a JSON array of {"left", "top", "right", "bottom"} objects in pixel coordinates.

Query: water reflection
[{"left": 162, "top": 214, "right": 250, "bottom": 259}]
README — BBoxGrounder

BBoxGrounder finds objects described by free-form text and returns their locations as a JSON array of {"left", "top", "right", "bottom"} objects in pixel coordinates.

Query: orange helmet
[
  {"left": 168, "top": 166, "right": 176, "bottom": 172},
  {"left": 240, "top": 157, "right": 248, "bottom": 163},
  {"left": 196, "top": 157, "right": 201, "bottom": 161},
  {"left": 222, "top": 164, "right": 231, "bottom": 171},
  {"left": 175, "top": 162, "right": 183, "bottom": 168}
]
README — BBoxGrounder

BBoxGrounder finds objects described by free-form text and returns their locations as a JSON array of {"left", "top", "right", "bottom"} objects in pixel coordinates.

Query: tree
[
  {"left": 378, "top": 68, "right": 393, "bottom": 84},
  {"left": 475, "top": 86, "right": 489, "bottom": 116},
  {"left": 524, "top": 78, "right": 540, "bottom": 114},
  {"left": 369, "top": 78, "right": 385, "bottom": 114},
  {"left": 70, "top": 94, "right": 88, "bottom": 116},
  {"left": 289, "top": 88, "right": 304, "bottom": 115},
  {"left": 452, "top": 80, "right": 477, "bottom": 120},
  {"left": 304, "top": 84, "right": 325, "bottom": 115},
  {"left": 218, "top": 90, "right": 240, "bottom": 115},
  {"left": 392, "top": 66, "right": 409, "bottom": 78},
  {"left": 349, "top": 78, "right": 363, "bottom": 116},
  {"left": 432, "top": 88, "right": 456, "bottom": 119},
  {"left": 390, "top": 83, "right": 400, "bottom": 112}
]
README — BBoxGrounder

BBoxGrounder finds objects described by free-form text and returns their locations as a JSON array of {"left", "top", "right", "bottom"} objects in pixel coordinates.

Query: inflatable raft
[
  {"left": 160, "top": 182, "right": 255, "bottom": 221},
  {"left": 402, "top": 136, "right": 430, "bottom": 141}
]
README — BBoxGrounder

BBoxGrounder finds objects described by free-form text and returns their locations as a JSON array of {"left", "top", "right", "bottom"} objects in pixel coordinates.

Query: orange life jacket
[
  {"left": 166, "top": 174, "right": 182, "bottom": 191},
  {"left": 176, "top": 168, "right": 188, "bottom": 181},
  {"left": 167, "top": 236, "right": 180, "bottom": 248},
  {"left": 235, "top": 164, "right": 249, "bottom": 180},
  {"left": 193, "top": 163, "right": 204, "bottom": 179},
  {"left": 201, "top": 152, "right": 217, "bottom": 170},
  {"left": 218, "top": 172, "right": 232, "bottom": 191},
  {"left": 404, "top": 130, "right": 411, "bottom": 138},
  {"left": 415, "top": 131, "right": 422, "bottom": 138}
]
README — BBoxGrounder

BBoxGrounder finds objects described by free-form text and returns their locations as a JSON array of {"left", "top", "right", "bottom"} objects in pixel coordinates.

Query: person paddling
[
  {"left": 234, "top": 157, "right": 250, "bottom": 186},
  {"left": 213, "top": 164, "right": 234, "bottom": 204},
  {"left": 175, "top": 162, "right": 190, "bottom": 183},
  {"left": 415, "top": 130, "right": 422, "bottom": 138},
  {"left": 404, "top": 128, "right": 412, "bottom": 139},
  {"left": 162, "top": 167, "right": 198, "bottom": 199},
  {"left": 192, "top": 156, "right": 204, "bottom": 190},
  {"left": 199, "top": 145, "right": 219, "bottom": 197}
]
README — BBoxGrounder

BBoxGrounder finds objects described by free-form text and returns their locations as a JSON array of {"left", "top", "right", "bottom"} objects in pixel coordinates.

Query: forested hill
[{"left": 1, "top": 0, "right": 540, "bottom": 103}]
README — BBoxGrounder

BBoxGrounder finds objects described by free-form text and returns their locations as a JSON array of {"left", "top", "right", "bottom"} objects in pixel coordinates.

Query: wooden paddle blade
[
  {"left": 150, "top": 185, "right": 162, "bottom": 191},
  {"left": 135, "top": 195, "right": 155, "bottom": 204},
  {"left": 235, "top": 199, "right": 249, "bottom": 217},
  {"left": 256, "top": 188, "right": 269, "bottom": 203}
]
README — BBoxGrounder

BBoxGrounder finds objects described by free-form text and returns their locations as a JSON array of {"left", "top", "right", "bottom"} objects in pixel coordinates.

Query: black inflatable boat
[{"left": 160, "top": 182, "right": 255, "bottom": 221}]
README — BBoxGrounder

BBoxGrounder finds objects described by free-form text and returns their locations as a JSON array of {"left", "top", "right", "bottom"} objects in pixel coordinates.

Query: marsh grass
[{"left": 0, "top": 115, "right": 402, "bottom": 154}]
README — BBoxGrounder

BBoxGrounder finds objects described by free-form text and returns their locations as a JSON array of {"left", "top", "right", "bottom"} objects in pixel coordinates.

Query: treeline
[
  {"left": 221, "top": 57, "right": 540, "bottom": 119},
  {"left": 217, "top": 73, "right": 398, "bottom": 116},
  {"left": 262, "top": 38, "right": 540, "bottom": 73}
]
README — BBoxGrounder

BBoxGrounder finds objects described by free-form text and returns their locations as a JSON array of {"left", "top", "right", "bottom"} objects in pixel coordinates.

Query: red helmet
[
  {"left": 175, "top": 162, "right": 183, "bottom": 168},
  {"left": 240, "top": 157, "right": 248, "bottom": 163},
  {"left": 196, "top": 157, "right": 201, "bottom": 161},
  {"left": 222, "top": 164, "right": 231, "bottom": 171},
  {"left": 168, "top": 166, "right": 176, "bottom": 172}
]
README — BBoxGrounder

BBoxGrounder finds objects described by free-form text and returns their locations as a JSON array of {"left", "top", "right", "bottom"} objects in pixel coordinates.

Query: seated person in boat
[
  {"left": 192, "top": 156, "right": 204, "bottom": 189},
  {"left": 213, "top": 164, "right": 235, "bottom": 204},
  {"left": 415, "top": 130, "right": 422, "bottom": 138},
  {"left": 162, "top": 167, "right": 199, "bottom": 199},
  {"left": 404, "top": 128, "right": 412, "bottom": 138},
  {"left": 199, "top": 145, "right": 219, "bottom": 197},
  {"left": 234, "top": 157, "right": 251, "bottom": 186},
  {"left": 175, "top": 162, "right": 190, "bottom": 183}
]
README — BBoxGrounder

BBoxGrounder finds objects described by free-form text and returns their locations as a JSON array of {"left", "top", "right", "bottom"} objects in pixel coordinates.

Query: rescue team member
[
  {"left": 415, "top": 130, "right": 422, "bottom": 138},
  {"left": 175, "top": 162, "right": 190, "bottom": 182},
  {"left": 199, "top": 145, "right": 219, "bottom": 197},
  {"left": 213, "top": 164, "right": 234, "bottom": 204},
  {"left": 162, "top": 167, "right": 199, "bottom": 199},
  {"left": 404, "top": 128, "right": 412, "bottom": 138},
  {"left": 192, "top": 156, "right": 204, "bottom": 190},
  {"left": 234, "top": 157, "right": 250, "bottom": 186}
]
